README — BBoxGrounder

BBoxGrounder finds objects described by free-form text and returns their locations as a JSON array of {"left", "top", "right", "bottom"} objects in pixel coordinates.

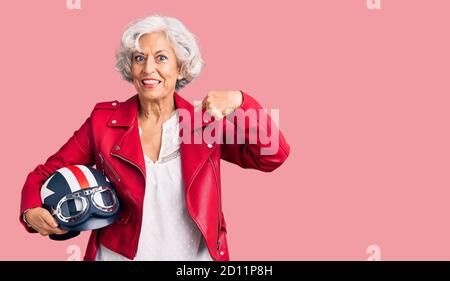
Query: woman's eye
[
  {"left": 134, "top": 55, "right": 145, "bottom": 62},
  {"left": 157, "top": 55, "right": 168, "bottom": 61}
]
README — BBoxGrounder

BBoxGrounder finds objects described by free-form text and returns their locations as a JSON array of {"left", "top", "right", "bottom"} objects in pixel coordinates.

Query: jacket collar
[{"left": 107, "top": 92, "right": 215, "bottom": 131}]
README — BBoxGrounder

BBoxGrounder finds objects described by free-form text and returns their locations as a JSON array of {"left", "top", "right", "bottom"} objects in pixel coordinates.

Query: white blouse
[{"left": 96, "top": 110, "right": 213, "bottom": 261}]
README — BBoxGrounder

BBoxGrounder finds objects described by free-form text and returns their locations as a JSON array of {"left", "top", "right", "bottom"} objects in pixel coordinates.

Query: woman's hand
[
  {"left": 25, "top": 207, "right": 69, "bottom": 236},
  {"left": 195, "top": 91, "right": 243, "bottom": 119}
]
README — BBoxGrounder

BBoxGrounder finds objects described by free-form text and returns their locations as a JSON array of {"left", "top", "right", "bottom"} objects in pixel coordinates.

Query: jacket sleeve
[
  {"left": 19, "top": 116, "right": 95, "bottom": 233},
  {"left": 220, "top": 91, "right": 290, "bottom": 172}
]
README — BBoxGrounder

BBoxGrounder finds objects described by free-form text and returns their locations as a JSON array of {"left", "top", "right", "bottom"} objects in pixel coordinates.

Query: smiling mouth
[{"left": 141, "top": 79, "right": 161, "bottom": 88}]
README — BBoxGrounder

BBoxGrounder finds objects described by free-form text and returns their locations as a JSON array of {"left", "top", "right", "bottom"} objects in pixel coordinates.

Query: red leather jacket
[{"left": 20, "top": 91, "right": 290, "bottom": 261}]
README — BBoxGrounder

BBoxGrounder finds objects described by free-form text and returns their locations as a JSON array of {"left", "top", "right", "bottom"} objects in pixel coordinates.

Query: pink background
[{"left": 1, "top": 0, "right": 450, "bottom": 260}]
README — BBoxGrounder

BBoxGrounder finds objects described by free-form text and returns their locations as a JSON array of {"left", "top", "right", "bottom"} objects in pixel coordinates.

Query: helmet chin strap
[{"left": 49, "top": 231, "right": 80, "bottom": 241}]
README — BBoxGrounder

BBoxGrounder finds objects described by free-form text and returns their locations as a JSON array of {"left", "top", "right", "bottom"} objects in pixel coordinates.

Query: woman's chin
[{"left": 138, "top": 88, "right": 172, "bottom": 100}]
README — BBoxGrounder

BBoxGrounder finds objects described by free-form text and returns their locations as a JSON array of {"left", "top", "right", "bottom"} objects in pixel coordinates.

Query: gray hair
[{"left": 115, "top": 15, "right": 204, "bottom": 90}]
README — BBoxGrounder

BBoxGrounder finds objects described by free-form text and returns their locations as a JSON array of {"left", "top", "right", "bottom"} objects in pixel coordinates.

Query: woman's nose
[{"left": 143, "top": 59, "right": 156, "bottom": 75}]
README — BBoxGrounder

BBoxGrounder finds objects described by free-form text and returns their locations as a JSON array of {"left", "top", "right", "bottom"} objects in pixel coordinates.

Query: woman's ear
[{"left": 177, "top": 64, "right": 183, "bottom": 80}]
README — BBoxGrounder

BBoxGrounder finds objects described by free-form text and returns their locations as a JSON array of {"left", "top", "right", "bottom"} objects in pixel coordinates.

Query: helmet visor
[
  {"left": 91, "top": 186, "right": 118, "bottom": 213},
  {"left": 54, "top": 194, "right": 88, "bottom": 223}
]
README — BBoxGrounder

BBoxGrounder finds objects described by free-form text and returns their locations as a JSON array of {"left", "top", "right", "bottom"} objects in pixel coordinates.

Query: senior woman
[{"left": 20, "top": 15, "right": 290, "bottom": 261}]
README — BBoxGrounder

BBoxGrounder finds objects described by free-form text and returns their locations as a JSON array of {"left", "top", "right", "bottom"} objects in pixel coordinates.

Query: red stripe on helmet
[{"left": 67, "top": 165, "right": 90, "bottom": 189}]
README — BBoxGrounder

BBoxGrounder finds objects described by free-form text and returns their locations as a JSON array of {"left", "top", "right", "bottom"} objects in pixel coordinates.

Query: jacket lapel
[
  {"left": 108, "top": 95, "right": 146, "bottom": 178},
  {"left": 174, "top": 93, "right": 218, "bottom": 194}
]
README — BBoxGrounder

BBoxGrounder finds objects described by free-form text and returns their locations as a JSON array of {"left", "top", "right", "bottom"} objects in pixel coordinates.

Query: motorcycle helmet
[{"left": 40, "top": 165, "right": 120, "bottom": 240}]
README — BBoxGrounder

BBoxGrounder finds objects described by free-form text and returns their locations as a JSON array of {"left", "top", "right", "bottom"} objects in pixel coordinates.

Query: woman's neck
[{"left": 138, "top": 95, "right": 175, "bottom": 125}]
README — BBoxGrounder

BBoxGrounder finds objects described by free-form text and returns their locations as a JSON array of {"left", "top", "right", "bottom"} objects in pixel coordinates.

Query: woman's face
[{"left": 131, "top": 32, "right": 181, "bottom": 100}]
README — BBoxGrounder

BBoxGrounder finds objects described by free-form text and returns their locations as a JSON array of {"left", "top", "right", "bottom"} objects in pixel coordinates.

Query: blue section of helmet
[{"left": 43, "top": 171, "right": 72, "bottom": 207}]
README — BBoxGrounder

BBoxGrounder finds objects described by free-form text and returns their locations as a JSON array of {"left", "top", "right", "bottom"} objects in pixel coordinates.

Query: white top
[{"left": 96, "top": 111, "right": 213, "bottom": 261}]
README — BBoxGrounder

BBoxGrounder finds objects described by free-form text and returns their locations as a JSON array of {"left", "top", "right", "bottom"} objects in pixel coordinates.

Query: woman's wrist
[{"left": 22, "top": 208, "right": 34, "bottom": 228}]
